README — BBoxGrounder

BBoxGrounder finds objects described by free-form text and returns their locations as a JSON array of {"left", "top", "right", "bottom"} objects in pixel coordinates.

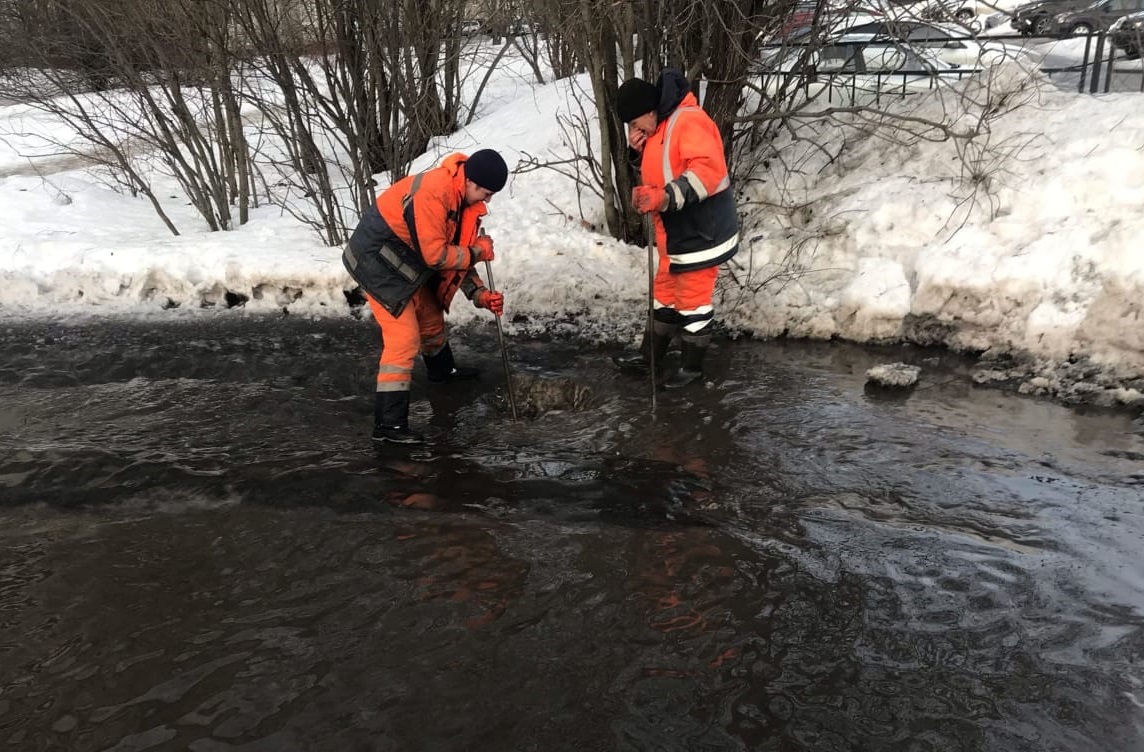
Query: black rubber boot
[
  {"left": 371, "top": 391, "right": 424, "bottom": 445},
  {"left": 423, "top": 343, "right": 480, "bottom": 384},
  {"left": 663, "top": 332, "right": 709, "bottom": 389},
  {"left": 613, "top": 321, "right": 674, "bottom": 374}
]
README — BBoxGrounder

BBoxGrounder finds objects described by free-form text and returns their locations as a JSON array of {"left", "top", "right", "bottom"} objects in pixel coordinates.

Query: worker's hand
[
  {"left": 632, "top": 185, "right": 667, "bottom": 214},
  {"left": 471, "top": 235, "right": 495, "bottom": 263},
  {"left": 628, "top": 127, "right": 648, "bottom": 153},
  {"left": 475, "top": 289, "right": 504, "bottom": 316}
]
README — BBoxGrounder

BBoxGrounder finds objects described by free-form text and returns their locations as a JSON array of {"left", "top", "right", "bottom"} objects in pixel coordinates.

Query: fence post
[
  {"left": 1079, "top": 32, "right": 1093, "bottom": 93},
  {"left": 1104, "top": 34, "right": 1115, "bottom": 93},
  {"left": 1089, "top": 32, "right": 1106, "bottom": 94}
]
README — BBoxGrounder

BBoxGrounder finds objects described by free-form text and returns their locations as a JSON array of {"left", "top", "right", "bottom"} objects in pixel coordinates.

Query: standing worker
[
  {"left": 343, "top": 149, "right": 508, "bottom": 445},
  {"left": 612, "top": 68, "right": 739, "bottom": 389}
]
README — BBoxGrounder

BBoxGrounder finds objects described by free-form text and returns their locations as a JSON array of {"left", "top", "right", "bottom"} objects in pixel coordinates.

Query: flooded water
[{"left": 2, "top": 315, "right": 1143, "bottom": 751}]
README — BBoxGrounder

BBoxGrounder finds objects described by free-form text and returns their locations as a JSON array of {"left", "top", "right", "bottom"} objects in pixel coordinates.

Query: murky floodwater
[{"left": 1, "top": 315, "right": 1143, "bottom": 752}]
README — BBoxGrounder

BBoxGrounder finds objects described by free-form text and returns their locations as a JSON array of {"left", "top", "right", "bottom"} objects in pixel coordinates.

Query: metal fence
[
  {"left": 756, "top": 28, "right": 1144, "bottom": 103},
  {"left": 1033, "top": 31, "right": 1144, "bottom": 94}
]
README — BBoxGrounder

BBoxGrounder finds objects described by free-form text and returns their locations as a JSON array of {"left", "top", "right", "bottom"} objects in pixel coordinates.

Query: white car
[{"left": 833, "top": 19, "right": 1026, "bottom": 66}]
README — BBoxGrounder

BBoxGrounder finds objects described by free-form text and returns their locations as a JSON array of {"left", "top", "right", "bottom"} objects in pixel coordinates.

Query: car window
[
  {"left": 881, "top": 21, "right": 923, "bottom": 38},
  {"left": 906, "top": 25, "right": 966, "bottom": 47},
  {"left": 907, "top": 26, "right": 943, "bottom": 41},
  {"left": 820, "top": 45, "right": 862, "bottom": 72},
  {"left": 1109, "top": 0, "right": 1131, "bottom": 11},
  {"left": 863, "top": 46, "right": 908, "bottom": 71}
]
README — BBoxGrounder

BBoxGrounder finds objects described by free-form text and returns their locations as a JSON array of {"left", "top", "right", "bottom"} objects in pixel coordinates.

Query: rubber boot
[
  {"left": 613, "top": 321, "right": 674, "bottom": 374},
  {"left": 423, "top": 343, "right": 480, "bottom": 384},
  {"left": 663, "top": 332, "right": 709, "bottom": 389},
  {"left": 371, "top": 390, "right": 424, "bottom": 444}
]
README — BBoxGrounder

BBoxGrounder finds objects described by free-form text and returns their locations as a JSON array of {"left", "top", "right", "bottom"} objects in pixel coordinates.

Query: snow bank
[{"left": 2, "top": 48, "right": 1143, "bottom": 405}]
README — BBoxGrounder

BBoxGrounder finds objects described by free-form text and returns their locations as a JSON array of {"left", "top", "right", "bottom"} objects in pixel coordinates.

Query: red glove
[
  {"left": 471, "top": 235, "right": 495, "bottom": 263},
  {"left": 632, "top": 185, "right": 666, "bottom": 214},
  {"left": 475, "top": 289, "right": 504, "bottom": 316}
]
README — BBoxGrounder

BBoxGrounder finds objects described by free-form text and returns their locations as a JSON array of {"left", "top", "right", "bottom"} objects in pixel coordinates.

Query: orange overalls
[
  {"left": 344, "top": 153, "right": 488, "bottom": 393},
  {"left": 639, "top": 87, "right": 738, "bottom": 336}
]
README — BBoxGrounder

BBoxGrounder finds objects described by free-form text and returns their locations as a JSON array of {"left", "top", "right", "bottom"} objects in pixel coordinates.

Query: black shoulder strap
[{"left": 401, "top": 172, "right": 426, "bottom": 253}]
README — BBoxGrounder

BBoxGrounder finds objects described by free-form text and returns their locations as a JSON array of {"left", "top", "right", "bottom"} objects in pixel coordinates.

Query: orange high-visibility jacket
[
  {"left": 344, "top": 153, "right": 487, "bottom": 316},
  {"left": 639, "top": 70, "right": 739, "bottom": 272}
]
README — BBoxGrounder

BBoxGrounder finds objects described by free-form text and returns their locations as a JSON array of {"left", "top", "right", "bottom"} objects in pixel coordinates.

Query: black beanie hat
[
  {"left": 464, "top": 149, "right": 508, "bottom": 192},
  {"left": 616, "top": 78, "right": 659, "bottom": 123}
]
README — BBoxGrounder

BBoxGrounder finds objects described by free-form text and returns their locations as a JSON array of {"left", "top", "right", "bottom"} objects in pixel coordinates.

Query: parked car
[
  {"left": 1050, "top": 0, "right": 1144, "bottom": 34},
  {"left": 778, "top": 2, "right": 821, "bottom": 40},
  {"left": 1110, "top": 9, "right": 1144, "bottom": 55},
  {"left": 1009, "top": 0, "right": 1092, "bottom": 33},
  {"left": 915, "top": 0, "right": 984, "bottom": 27},
  {"left": 508, "top": 18, "right": 535, "bottom": 36},
  {"left": 832, "top": 19, "right": 1023, "bottom": 66},
  {"left": 460, "top": 18, "right": 483, "bottom": 36}
]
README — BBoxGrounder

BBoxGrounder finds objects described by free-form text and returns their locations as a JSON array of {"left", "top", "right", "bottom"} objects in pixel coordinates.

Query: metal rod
[
  {"left": 1104, "top": 32, "right": 1115, "bottom": 93},
  {"left": 1079, "top": 33, "right": 1093, "bottom": 94},
  {"left": 483, "top": 259, "right": 518, "bottom": 421},
  {"left": 644, "top": 215, "right": 657, "bottom": 413},
  {"left": 1090, "top": 32, "right": 1106, "bottom": 94}
]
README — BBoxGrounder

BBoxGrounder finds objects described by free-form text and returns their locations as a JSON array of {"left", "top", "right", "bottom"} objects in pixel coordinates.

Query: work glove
[
  {"left": 632, "top": 185, "right": 667, "bottom": 214},
  {"left": 474, "top": 289, "right": 504, "bottom": 316},
  {"left": 470, "top": 235, "right": 495, "bottom": 263}
]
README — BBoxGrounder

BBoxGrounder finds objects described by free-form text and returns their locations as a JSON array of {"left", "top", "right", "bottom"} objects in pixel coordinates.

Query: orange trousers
[
  {"left": 652, "top": 246, "right": 719, "bottom": 333},
  {"left": 367, "top": 287, "right": 447, "bottom": 392}
]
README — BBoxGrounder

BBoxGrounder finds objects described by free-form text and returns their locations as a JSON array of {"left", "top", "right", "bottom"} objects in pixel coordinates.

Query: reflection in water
[{"left": 1, "top": 319, "right": 1143, "bottom": 751}]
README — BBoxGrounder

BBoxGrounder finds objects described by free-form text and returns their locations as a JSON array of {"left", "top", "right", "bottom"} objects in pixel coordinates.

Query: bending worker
[
  {"left": 342, "top": 149, "right": 508, "bottom": 445},
  {"left": 612, "top": 68, "right": 739, "bottom": 389}
]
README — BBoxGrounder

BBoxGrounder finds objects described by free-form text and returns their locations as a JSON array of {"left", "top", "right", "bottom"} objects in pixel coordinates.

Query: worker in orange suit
[
  {"left": 342, "top": 149, "right": 508, "bottom": 445},
  {"left": 613, "top": 69, "right": 739, "bottom": 389}
]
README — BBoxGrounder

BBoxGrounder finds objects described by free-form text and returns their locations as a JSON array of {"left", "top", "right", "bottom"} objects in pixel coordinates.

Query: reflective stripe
[
  {"left": 377, "top": 363, "right": 411, "bottom": 392},
  {"left": 667, "top": 233, "right": 739, "bottom": 267},
  {"left": 661, "top": 109, "right": 681, "bottom": 182},
  {"left": 682, "top": 171, "right": 707, "bottom": 201},
  {"left": 378, "top": 243, "right": 420, "bottom": 281},
  {"left": 446, "top": 245, "right": 471, "bottom": 269},
  {"left": 401, "top": 173, "right": 426, "bottom": 213},
  {"left": 679, "top": 304, "right": 714, "bottom": 335},
  {"left": 342, "top": 243, "right": 359, "bottom": 271},
  {"left": 660, "top": 106, "right": 698, "bottom": 183}
]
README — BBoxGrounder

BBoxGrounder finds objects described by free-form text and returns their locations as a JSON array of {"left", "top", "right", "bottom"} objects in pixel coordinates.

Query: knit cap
[{"left": 464, "top": 149, "right": 508, "bottom": 192}]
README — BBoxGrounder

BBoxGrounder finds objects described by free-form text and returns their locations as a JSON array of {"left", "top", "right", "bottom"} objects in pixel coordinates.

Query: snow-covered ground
[{"left": 1, "top": 42, "right": 1142, "bottom": 407}]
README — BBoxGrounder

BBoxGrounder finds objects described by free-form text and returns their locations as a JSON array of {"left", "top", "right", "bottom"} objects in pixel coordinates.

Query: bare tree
[{"left": 0, "top": 0, "right": 260, "bottom": 233}]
